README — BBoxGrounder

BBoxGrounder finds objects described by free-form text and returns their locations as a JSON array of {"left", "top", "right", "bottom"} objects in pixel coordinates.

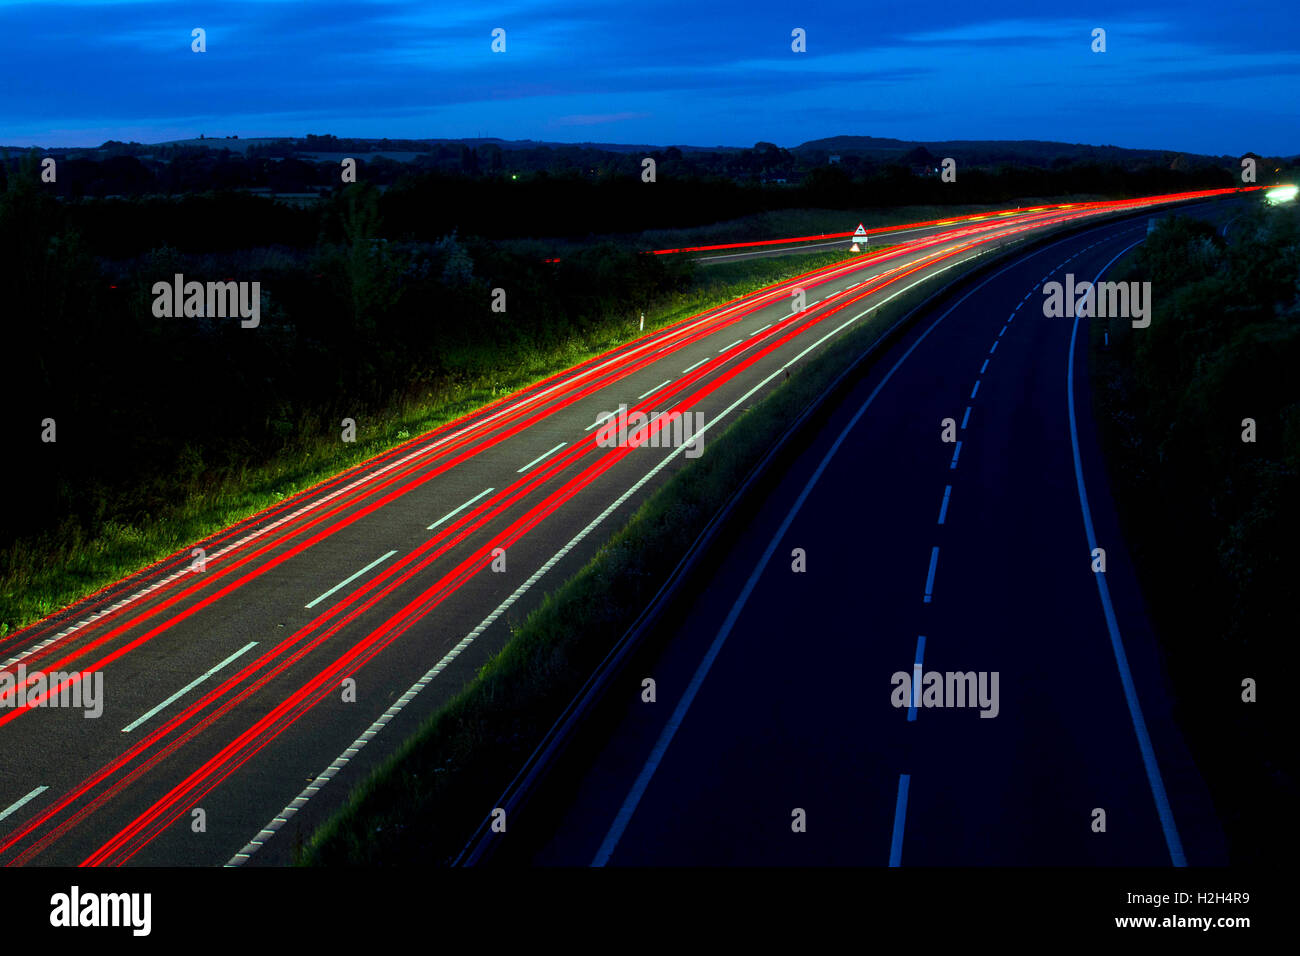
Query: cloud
[{"left": 0, "top": 0, "right": 1293, "bottom": 154}]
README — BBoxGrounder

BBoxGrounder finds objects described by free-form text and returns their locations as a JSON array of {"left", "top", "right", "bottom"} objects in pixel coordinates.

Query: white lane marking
[
  {"left": 923, "top": 546, "right": 940, "bottom": 603},
  {"left": 121, "top": 642, "right": 259, "bottom": 733},
  {"left": 718, "top": 339, "right": 743, "bottom": 353},
  {"left": 517, "top": 443, "right": 567, "bottom": 474},
  {"left": 682, "top": 357, "right": 709, "bottom": 374},
  {"left": 592, "top": 245, "right": 1051, "bottom": 865},
  {"left": 0, "top": 786, "right": 48, "bottom": 821},
  {"left": 907, "top": 638, "right": 926, "bottom": 722},
  {"left": 637, "top": 380, "right": 671, "bottom": 401},
  {"left": 889, "top": 774, "right": 911, "bottom": 865},
  {"left": 427, "top": 487, "right": 496, "bottom": 529},
  {"left": 937, "top": 485, "right": 952, "bottom": 525},
  {"left": 1067, "top": 238, "right": 1186, "bottom": 867},
  {"left": 585, "top": 412, "right": 614, "bottom": 431},
  {"left": 749, "top": 323, "right": 773, "bottom": 336},
  {"left": 306, "top": 552, "right": 398, "bottom": 609}
]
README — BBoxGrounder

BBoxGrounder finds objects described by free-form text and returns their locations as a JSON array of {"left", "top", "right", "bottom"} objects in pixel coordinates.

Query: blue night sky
[{"left": 1, "top": 0, "right": 1297, "bottom": 155}]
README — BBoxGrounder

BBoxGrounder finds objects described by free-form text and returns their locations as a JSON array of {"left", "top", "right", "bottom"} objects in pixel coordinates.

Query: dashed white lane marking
[
  {"left": 936, "top": 485, "right": 952, "bottom": 525},
  {"left": 426, "top": 486, "right": 496, "bottom": 530},
  {"left": 969, "top": 380, "right": 980, "bottom": 400},
  {"left": 923, "top": 546, "right": 940, "bottom": 603},
  {"left": 121, "top": 641, "right": 259, "bottom": 733},
  {"left": 989, "top": 341, "right": 998, "bottom": 354},
  {"left": 718, "top": 339, "right": 743, "bottom": 353},
  {"left": 516, "top": 443, "right": 567, "bottom": 474},
  {"left": 749, "top": 323, "right": 773, "bottom": 336},
  {"left": 907, "top": 636, "right": 927, "bottom": 722},
  {"left": 980, "top": 359, "right": 989, "bottom": 374},
  {"left": 960, "top": 407, "right": 972, "bottom": 429},
  {"left": 681, "top": 357, "right": 709, "bottom": 374},
  {"left": 949, "top": 440, "right": 963, "bottom": 470},
  {"left": 585, "top": 412, "right": 614, "bottom": 431},
  {"left": 888, "top": 773, "right": 910, "bottom": 865},
  {"left": 306, "top": 552, "right": 399, "bottom": 609},
  {"left": 636, "top": 380, "right": 671, "bottom": 401},
  {"left": 0, "top": 786, "right": 48, "bottom": 822}
]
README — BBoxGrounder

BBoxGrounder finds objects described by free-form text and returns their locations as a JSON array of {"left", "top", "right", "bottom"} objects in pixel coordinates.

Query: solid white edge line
[{"left": 1067, "top": 237, "right": 1187, "bottom": 867}]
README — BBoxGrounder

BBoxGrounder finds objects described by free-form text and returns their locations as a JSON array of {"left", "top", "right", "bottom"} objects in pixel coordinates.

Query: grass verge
[{"left": 1088, "top": 205, "right": 1298, "bottom": 864}]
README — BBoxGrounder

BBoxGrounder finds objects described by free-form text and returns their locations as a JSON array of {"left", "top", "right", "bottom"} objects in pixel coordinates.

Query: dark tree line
[{"left": 0, "top": 167, "right": 689, "bottom": 547}]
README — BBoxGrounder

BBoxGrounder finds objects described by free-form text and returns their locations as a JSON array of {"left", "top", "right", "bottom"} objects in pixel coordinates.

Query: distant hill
[
  {"left": 138, "top": 136, "right": 742, "bottom": 156},
  {"left": 6, "top": 133, "right": 1285, "bottom": 168},
  {"left": 794, "top": 135, "right": 1235, "bottom": 165}
]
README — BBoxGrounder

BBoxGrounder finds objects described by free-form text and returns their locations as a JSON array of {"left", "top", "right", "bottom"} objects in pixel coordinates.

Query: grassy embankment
[
  {"left": 0, "top": 248, "right": 860, "bottom": 637},
  {"left": 1089, "top": 204, "right": 1298, "bottom": 864}
]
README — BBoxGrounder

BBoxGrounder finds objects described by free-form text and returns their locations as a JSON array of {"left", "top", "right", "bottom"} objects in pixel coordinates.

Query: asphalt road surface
[
  {"left": 0, "top": 192, "right": 1237, "bottom": 866},
  {"left": 519, "top": 202, "right": 1240, "bottom": 867}
]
